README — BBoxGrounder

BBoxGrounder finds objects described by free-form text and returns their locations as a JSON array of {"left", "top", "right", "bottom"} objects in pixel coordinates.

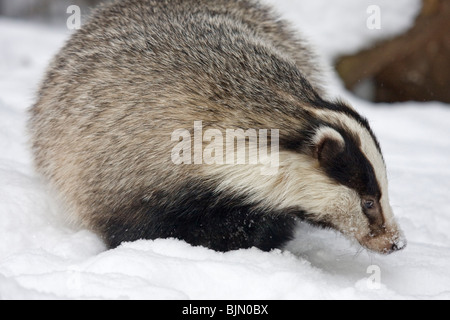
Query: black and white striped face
[
  {"left": 305, "top": 122, "right": 406, "bottom": 254},
  {"left": 203, "top": 101, "right": 406, "bottom": 255},
  {"left": 289, "top": 102, "right": 406, "bottom": 254}
]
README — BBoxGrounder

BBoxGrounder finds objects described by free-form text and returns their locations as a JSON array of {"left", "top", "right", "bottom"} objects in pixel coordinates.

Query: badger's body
[{"left": 29, "top": 0, "right": 406, "bottom": 254}]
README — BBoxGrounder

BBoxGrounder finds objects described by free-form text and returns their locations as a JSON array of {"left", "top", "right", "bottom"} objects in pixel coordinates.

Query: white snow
[{"left": 1, "top": 1, "right": 449, "bottom": 300}]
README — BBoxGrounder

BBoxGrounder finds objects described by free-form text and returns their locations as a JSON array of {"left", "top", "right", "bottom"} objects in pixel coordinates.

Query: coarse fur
[{"left": 29, "top": 0, "right": 406, "bottom": 254}]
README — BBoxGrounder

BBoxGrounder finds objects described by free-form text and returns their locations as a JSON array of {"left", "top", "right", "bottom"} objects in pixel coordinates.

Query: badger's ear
[{"left": 311, "top": 127, "right": 345, "bottom": 165}]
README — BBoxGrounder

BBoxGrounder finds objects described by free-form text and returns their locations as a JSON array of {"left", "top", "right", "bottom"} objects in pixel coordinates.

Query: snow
[{"left": 1, "top": 0, "right": 450, "bottom": 300}]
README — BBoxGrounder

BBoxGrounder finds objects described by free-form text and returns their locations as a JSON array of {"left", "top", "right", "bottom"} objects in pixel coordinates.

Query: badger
[{"left": 29, "top": 0, "right": 406, "bottom": 254}]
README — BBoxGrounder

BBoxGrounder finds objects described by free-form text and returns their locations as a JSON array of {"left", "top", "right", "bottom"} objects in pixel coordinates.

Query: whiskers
[{"left": 353, "top": 247, "right": 365, "bottom": 259}]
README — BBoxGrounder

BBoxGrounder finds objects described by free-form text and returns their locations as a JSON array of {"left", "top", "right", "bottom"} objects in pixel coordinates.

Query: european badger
[{"left": 29, "top": 0, "right": 406, "bottom": 254}]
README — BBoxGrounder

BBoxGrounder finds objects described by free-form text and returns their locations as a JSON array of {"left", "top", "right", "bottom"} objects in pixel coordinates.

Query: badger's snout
[{"left": 361, "top": 230, "right": 407, "bottom": 255}]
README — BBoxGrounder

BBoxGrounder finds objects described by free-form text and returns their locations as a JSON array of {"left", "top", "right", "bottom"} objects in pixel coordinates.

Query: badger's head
[
  {"left": 285, "top": 105, "right": 407, "bottom": 255},
  {"left": 209, "top": 102, "right": 406, "bottom": 255},
  {"left": 297, "top": 122, "right": 406, "bottom": 255}
]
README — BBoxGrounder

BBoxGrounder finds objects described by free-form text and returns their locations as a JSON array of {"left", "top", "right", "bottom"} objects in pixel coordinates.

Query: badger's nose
[
  {"left": 391, "top": 239, "right": 407, "bottom": 252},
  {"left": 361, "top": 233, "right": 407, "bottom": 255}
]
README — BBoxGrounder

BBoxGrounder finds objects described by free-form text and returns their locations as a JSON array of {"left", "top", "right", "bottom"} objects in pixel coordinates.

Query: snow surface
[{"left": 1, "top": 0, "right": 450, "bottom": 300}]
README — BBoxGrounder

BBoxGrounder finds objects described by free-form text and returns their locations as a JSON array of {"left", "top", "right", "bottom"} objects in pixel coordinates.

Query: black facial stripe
[
  {"left": 322, "top": 129, "right": 382, "bottom": 198},
  {"left": 364, "top": 201, "right": 385, "bottom": 230}
]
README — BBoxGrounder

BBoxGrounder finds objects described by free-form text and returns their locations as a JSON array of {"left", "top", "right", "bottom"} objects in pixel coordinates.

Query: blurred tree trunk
[{"left": 336, "top": 0, "right": 450, "bottom": 104}]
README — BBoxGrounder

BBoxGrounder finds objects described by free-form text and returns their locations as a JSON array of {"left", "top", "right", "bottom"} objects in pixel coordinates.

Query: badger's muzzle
[{"left": 361, "top": 230, "right": 407, "bottom": 255}]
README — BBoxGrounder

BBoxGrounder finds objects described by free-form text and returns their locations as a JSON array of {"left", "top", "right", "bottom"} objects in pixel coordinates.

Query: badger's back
[{"left": 29, "top": 0, "right": 405, "bottom": 253}]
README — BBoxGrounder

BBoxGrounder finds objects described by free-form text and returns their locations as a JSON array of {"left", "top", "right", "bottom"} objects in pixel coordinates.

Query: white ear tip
[{"left": 313, "top": 126, "right": 345, "bottom": 146}]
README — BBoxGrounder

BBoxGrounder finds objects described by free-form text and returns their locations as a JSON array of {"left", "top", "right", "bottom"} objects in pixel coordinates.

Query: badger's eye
[
  {"left": 362, "top": 198, "right": 383, "bottom": 226},
  {"left": 363, "top": 200, "right": 375, "bottom": 210}
]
